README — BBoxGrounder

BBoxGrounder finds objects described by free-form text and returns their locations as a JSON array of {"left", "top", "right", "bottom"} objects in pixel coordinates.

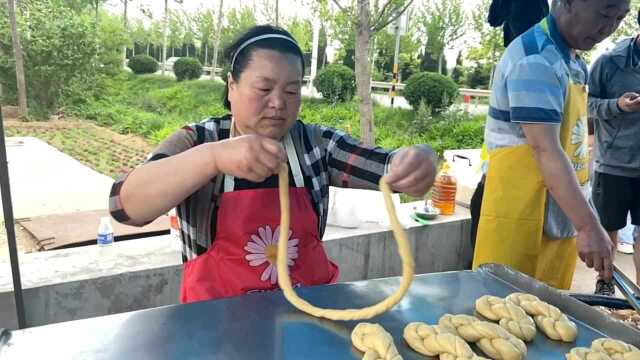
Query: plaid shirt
[{"left": 110, "top": 115, "right": 399, "bottom": 262}]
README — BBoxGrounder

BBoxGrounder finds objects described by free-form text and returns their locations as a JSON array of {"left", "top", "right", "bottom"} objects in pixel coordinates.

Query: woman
[{"left": 109, "top": 25, "right": 437, "bottom": 304}]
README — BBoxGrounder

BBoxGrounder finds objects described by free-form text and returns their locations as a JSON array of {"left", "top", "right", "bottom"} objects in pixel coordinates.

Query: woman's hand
[
  {"left": 212, "top": 135, "right": 286, "bottom": 182},
  {"left": 385, "top": 145, "right": 437, "bottom": 198}
]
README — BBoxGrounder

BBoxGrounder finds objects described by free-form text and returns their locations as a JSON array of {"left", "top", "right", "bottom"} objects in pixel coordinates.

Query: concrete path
[{"left": 1, "top": 137, "right": 114, "bottom": 221}]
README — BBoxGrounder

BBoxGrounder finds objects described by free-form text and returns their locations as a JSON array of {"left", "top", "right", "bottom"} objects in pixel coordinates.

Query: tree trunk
[
  {"left": 122, "top": 0, "right": 128, "bottom": 68},
  {"left": 275, "top": 0, "right": 279, "bottom": 26},
  {"left": 172, "top": 47, "right": 175, "bottom": 57},
  {"left": 161, "top": 0, "right": 168, "bottom": 76},
  {"left": 204, "top": 43, "right": 208, "bottom": 66},
  {"left": 438, "top": 52, "right": 444, "bottom": 75},
  {"left": 356, "top": 0, "right": 374, "bottom": 146},
  {"left": 211, "top": 0, "right": 224, "bottom": 80},
  {"left": 8, "top": 0, "right": 27, "bottom": 117},
  {"left": 308, "top": 16, "right": 321, "bottom": 93}
]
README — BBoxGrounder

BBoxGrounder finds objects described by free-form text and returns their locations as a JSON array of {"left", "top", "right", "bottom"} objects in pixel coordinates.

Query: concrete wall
[{"left": 0, "top": 205, "right": 471, "bottom": 330}]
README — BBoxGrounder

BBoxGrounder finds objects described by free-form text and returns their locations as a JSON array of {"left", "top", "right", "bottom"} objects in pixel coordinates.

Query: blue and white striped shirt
[
  {"left": 485, "top": 15, "right": 588, "bottom": 153},
  {"left": 484, "top": 15, "right": 590, "bottom": 239}
]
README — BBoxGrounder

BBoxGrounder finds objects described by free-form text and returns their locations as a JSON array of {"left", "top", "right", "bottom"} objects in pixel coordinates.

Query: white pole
[{"left": 161, "top": 0, "right": 168, "bottom": 76}]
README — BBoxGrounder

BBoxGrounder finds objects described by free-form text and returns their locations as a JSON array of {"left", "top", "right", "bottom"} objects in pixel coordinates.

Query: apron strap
[{"left": 224, "top": 132, "right": 304, "bottom": 192}]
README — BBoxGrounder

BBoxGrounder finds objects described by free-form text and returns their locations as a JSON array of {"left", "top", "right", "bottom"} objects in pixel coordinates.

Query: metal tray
[{"left": 0, "top": 264, "right": 638, "bottom": 359}]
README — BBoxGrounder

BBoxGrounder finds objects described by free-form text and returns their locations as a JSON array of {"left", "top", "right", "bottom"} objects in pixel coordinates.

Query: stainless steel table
[{"left": 1, "top": 265, "right": 638, "bottom": 359}]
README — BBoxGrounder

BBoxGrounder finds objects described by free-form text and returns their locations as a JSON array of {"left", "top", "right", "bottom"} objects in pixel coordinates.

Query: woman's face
[{"left": 228, "top": 49, "right": 303, "bottom": 140}]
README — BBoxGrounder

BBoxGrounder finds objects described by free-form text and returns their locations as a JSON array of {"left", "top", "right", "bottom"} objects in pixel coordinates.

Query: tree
[
  {"left": 7, "top": 0, "right": 27, "bottom": 117},
  {"left": 450, "top": 51, "right": 464, "bottom": 85},
  {"left": 194, "top": 7, "right": 215, "bottom": 66},
  {"left": 129, "top": 18, "right": 147, "bottom": 56},
  {"left": 177, "top": 10, "right": 196, "bottom": 58},
  {"left": 611, "top": 0, "right": 640, "bottom": 43},
  {"left": 0, "top": 1, "right": 99, "bottom": 118},
  {"left": 162, "top": 0, "right": 168, "bottom": 75},
  {"left": 121, "top": 0, "right": 132, "bottom": 68},
  {"left": 418, "top": 0, "right": 466, "bottom": 75},
  {"left": 220, "top": 6, "right": 257, "bottom": 55},
  {"left": 90, "top": 0, "right": 108, "bottom": 25},
  {"left": 328, "top": 0, "right": 414, "bottom": 146},
  {"left": 287, "top": 18, "right": 313, "bottom": 53},
  {"left": 467, "top": 0, "right": 504, "bottom": 86},
  {"left": 374, "top": 10, "right": 420, "bottom": 82},
  {"left": 320, "top": 1, "right": 356, "bottom": 65},
  {"left": 261, "top": 0, "right": 279, "bottom": 25},
  {"left": 168, "top": 11, "right": 183, "bottom": 57},
  {"left": 211, "top": 0, "right": 223, "bottom": 80},
  {"left": 97, "top": 11, "right": 129, "bottom": 75}
]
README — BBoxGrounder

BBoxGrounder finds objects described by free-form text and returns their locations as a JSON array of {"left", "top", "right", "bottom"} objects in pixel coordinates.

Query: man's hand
[
  {"left": 576, "top": 222, "right": 613, "bottom": 281},
  {"left": 617, "top": 92, "right": 640, "bottom": 113}
]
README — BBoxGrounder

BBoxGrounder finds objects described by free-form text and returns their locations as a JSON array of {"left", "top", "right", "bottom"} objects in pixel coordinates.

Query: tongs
[{"left": 612, "top": 265, "right": 640, "bottom": 314}]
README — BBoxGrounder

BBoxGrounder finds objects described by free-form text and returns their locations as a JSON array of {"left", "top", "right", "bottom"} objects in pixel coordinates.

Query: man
[
  {"left": 471, "top": 0, "right": 630, "bottom": 289},
  {"left": 589, "top": 10, "right": 640, "bottom": 292}
]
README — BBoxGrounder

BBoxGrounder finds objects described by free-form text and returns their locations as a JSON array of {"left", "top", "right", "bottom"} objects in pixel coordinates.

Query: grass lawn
[{"left": 4, "top": 119, "right": 152, "bottom": 179}]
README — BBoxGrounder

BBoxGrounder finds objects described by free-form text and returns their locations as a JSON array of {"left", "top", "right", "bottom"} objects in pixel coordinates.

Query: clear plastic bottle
[
  {"left": 97, "top": 216, "right": 115, "bottom": 269},
  {"left": 431, "top": 162, "right": 457, "bottom": 215},
  {"left": 168, "top": 208, "right": 183, "bottom": 252}
]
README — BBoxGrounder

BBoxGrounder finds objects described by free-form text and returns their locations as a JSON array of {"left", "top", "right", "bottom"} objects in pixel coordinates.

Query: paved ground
[
  {"left": 0, "top": 136, "right": 115, "bottom": 259},
  {"left": 1, "top": 137, "right": 113, "bottom": 221},
  {"left": 571, "top": 251, "right": 638, "bottom": 295}
]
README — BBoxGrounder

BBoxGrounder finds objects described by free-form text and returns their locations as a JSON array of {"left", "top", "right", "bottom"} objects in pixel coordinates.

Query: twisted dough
[
  {"left": 566, "top": 347, "right": 612, "bottom": 360},
  {"left": 276, "top": 166, "right": 415, "bottom": 320},
  {"left": 475, "top": 295, "right": 536, "bottom": 342},
  {"left": 404, "top": 322, "right": 488, "bottom": 359},
  {"left": 438, "top": 314, "right": 527, "bottom": 360},
  {"left": 352, "top": 323, "right": 402, "bottom": 360},
  {"left": 505, "top": 292, "right": 578, "bottom": 342},
  {"left": 590, "top": 338, "right": 640, "bottom": 360}
]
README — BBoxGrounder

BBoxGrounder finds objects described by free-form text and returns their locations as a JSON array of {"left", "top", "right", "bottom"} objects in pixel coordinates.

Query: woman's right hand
[{"left": 211, "top": 135, "right": 287, "bottom": 182}]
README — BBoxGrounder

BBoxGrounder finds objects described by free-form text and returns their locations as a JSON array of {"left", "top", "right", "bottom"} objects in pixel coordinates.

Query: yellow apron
[{"left": 473, "top": 20, "right": 589, "bottom": 290}]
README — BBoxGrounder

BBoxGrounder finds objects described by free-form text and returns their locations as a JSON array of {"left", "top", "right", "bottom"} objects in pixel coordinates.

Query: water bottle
[{"left": 97, "top": 216, "right": 115, "bottom": 269}]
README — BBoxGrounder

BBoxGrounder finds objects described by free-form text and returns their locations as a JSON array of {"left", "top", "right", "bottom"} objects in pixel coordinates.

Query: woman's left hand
[{"left": 385, "top": 145, "right": 437, "bottom": 198}]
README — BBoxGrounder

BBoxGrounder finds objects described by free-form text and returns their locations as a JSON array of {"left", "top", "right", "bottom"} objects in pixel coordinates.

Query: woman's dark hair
[{"left": 222, "top": 25, "right": 305, "bottom": 110}]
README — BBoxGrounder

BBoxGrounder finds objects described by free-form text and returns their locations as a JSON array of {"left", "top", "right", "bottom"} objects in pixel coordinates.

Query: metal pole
[
  {"left": 0, "top": 104, "right": 26, "bottom": 329},
  {"left": 389, "top": 15, "right": 401, "bottom": 108}
]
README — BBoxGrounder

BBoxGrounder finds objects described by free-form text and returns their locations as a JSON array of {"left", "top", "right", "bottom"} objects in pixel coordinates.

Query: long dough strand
[{"left": 276, "top": 165, "right": 415, "bottom": 320}]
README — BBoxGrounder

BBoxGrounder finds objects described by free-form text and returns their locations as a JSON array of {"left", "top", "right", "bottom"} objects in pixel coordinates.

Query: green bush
[
  {"left": 465, "top": 64, "right": 492, "bottom": 89},
  {"left": 128, "top": 55, "right": 159, "bottom": 74},
  {"left": 174, "top": 57, "right": 203, "bottom": 81},
  {"left": 313, "top": 64, "right": 356, "bottom": 103},
  {"left": 404, "top": 72, "right": 459, "bottom": 114}
]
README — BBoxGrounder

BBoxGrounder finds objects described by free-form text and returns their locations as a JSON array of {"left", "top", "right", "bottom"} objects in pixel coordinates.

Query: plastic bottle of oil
[{"left": 431, "top": 162, "right": 457, "bottom": 215}]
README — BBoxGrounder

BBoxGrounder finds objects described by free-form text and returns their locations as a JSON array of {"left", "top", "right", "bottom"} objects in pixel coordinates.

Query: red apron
[{"left": 180, "top": 133, "right": 339, "bottom": 303}]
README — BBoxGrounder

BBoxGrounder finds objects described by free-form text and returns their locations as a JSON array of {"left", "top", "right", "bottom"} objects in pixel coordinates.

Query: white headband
[{"left": 230, "top": 34, "right": 302, "bottom": 71}]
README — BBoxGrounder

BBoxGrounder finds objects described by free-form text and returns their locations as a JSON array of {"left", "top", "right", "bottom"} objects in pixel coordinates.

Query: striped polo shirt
[
  {"left": 485, "top": 14, "right": 588, "bottom": 153},
  {"left": 484, "top": 15, "right": 590, "bottom": 239}
]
